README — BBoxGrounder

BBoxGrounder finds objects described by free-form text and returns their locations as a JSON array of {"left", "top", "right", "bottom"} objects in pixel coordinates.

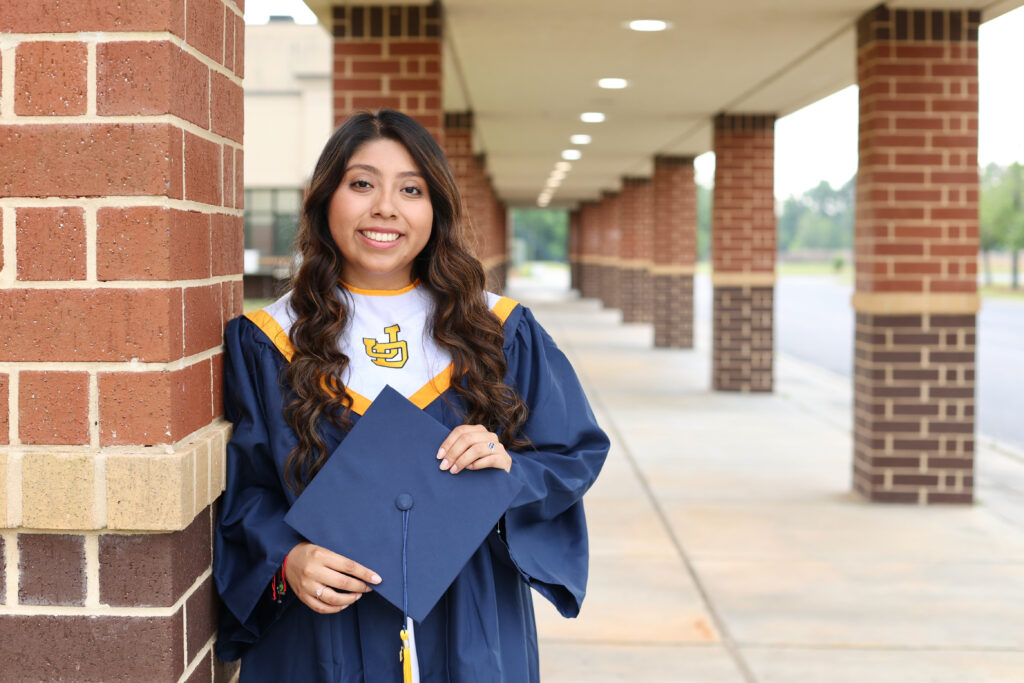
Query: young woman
[{"left": 214, "top": 110, "right": 608, "bottom": 682}]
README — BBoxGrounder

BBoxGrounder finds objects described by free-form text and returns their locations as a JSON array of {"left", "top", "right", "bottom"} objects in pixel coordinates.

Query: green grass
[{"left": 244, "top": 298, "right": 274, "bottom": 313}]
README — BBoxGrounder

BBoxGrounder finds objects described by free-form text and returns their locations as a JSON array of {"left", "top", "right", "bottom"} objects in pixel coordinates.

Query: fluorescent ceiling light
[
  {"left": 598, "top": 78, "right": 628, "bottom": 89},
  {"left": 561, "top": 149, "right": 582, "bottom": 160},
  {"left": 627, "top": 19, "right": 671, "bottom": 32},
  {"left": 570, "top": 134, "right": 592, "bottom": 145},
  {"left": 580, "top": 112, "right": 605, "bottom": 123}
]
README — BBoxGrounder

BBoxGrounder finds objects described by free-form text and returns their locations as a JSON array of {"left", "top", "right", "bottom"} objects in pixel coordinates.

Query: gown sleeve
[
  {"left": 213, "top": 317, "right": 306, "bottom": 662},
  {"left": 498, "top": 305, "right": 610, "bottom": 619}
]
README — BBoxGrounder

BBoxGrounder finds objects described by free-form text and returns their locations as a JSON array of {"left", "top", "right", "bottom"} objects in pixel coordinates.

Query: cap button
[{"left": 395, "top": 492, "right": 414, "bottom": 511}]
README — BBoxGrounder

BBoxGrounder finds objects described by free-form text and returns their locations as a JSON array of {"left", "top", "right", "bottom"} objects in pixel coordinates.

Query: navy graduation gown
[{"left": 213, "top": 302, "right": 609, "bottom": 682}]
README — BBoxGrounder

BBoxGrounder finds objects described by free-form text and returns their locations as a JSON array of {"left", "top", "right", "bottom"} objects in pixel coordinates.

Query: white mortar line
[
  {"left": 0, "top": 201, "right": 14, "bottom": 288},
  {"left": 0, "top": 41, "right": 15, "bottom": 119},
  {"left": 1, "top": 274, "right": 239, "bottom": 290},
  {"left": 2, "top": 530, "right": 18, "bottom": 605},
  {"left": 0, "top": 195, "right": 242, "bottom": 214},
  {"left": 0, "top": 347, "right": 226, "bottom": 374},
  {"left": 8, "top": 372, "right": 19, "bottom": 448},
  {"left": 2, "top": 113, "right": 242, "bottom": 148},
  {"left": 84, "top": 205, "right": 97, "bottom": 282},
  {"left": 83, "top": 534, "right": 100, "bottom": 607},
  {"left": 180, "top": 638, "right": 215, "bottom": 683}
]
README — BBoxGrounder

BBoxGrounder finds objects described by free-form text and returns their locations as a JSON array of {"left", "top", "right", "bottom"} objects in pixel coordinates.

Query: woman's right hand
[{"left": 284, "top": 542, "right": 382, "bottom": 614}]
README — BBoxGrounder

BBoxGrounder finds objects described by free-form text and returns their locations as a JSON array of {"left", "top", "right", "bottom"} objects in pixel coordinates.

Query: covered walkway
[{"left": 511, "top": 284, "right": 1024, "bottom": 682}]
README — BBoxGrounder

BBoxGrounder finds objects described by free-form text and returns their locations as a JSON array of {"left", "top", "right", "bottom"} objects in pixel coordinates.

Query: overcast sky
[{"left": 245, "top": 1, "right": 1024, "bottom": 200}]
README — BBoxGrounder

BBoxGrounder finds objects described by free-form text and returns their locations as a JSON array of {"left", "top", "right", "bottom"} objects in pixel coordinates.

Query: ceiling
[{"left": 305, "top": 0, "right": 1021, "bottom": 207}]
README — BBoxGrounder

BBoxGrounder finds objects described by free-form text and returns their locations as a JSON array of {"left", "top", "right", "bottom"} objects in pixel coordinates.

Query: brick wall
[
  {"left": 711, "top": 113, "right": 776, "bottom": 392},
  {"left": 0, "top": 0, "right": 241, "bottom": 679},
  {"left": 579, "top": 201, "right": 601, "bottom": 299},
  {"left": 852, "top": 6, "right": 980, "bottom": 503},
  {"left": 598, "top": 191, "right": 622, "bottom": 310},
  {"left": 331, "top": 2, "right": 442, "bottom": 139},
  {"left": 652, "top": 155, "right": 697, "bottom": 348}
]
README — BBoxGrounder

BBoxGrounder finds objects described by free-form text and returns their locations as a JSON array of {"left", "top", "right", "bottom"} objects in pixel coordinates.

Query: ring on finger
[
  {"left": 315, "top": 585, "right": 326, "bottom": 600},
  {"left": 488, "top": 442, "right": 495, "bottom": 452}
]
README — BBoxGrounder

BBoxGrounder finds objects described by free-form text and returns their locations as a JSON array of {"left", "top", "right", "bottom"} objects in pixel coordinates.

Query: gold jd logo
[{"left": 362, "top": 324, "right": 409, "bottom": 368}]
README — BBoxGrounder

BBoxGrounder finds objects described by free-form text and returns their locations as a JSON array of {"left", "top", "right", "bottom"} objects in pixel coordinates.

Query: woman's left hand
[{"left": 437, "top": 424, "right": 511, "bottom": 474}]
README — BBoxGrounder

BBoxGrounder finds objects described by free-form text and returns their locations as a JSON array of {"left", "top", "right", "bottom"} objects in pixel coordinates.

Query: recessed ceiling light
[
  {"left": 598, "top": 78, "right": 628, "bottom": 89},
  {"left": 561, "top": 149, "right": 582, "bottom": 160},
  {"left": 551, "top": 170, "right": 567, "bottom": 180},
  {"left": 626, "top": 19, "right": 671, "bottom": 32},
  {"left": 570, "top": 134, "right": 592, "bottom": 145},
  {"left": 580, "top": 112, "right": 605, "bottom": 123},
  {"left": 555, "top": 161, "right": 572, "bottom": 171}
]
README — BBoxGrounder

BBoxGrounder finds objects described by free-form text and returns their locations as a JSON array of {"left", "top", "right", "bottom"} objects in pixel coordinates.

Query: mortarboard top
[{"left": 284, "top": 385, "right": 523, "bottom": 624}]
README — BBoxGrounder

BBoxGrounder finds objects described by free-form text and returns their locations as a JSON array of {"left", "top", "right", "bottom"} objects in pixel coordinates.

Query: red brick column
[
  {"left": 0, "top": 1, "right": 242, "bottom": 679},
  {"left": 853, "top": 6, "right": 980, "bottom": 504},
  {"left": 579, "top": 201, "right": 601, "bottom": 299},
  {"left": 711, "top": 113, "right": 776, "bottom": 392},
  {"left": 652, "top": 156, "right": 698, "bottom": 348},
  {"left": 599, "top": 191, "right": 622, "bottom": 310},
  {"left": 331, "top": 2, "right": 442, "bottom": 140},
  {"left": 569, "top": 208, "right": 581, "bottom": 291}
]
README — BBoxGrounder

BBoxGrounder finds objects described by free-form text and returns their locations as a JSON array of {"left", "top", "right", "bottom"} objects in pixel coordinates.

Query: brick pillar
[
  {"left": 599, "top": 191, "right": 622, "bottom": 310},
  {"left": 0, "top": 1, "right": 242, "bottom": 680},
  {"left": 579, "top": 201, "right": 601, "bottom": 299},
  {"left": 652, "top": 156, "right": 698, "bottom": 348},
  {"left": 711, "top": 113, "right": 776, "bottom": 392},
  {"left": 569, "top": 208, "right": 582, "bottom": 291},
  {"left": 853, "top": 6, "right": 980, "bottom": 504},
  {"left": 331, "top": 2, "right": 442, "bottom": 140}
]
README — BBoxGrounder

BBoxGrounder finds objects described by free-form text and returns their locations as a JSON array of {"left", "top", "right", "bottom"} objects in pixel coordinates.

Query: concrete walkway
[{"left": 514, "top": 287, "right": 1024, "bottom": 683}]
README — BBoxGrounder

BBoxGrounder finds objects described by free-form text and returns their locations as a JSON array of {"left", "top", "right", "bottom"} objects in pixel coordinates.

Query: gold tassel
[{"left": 400, "top": 628, "right": 412, "bottom": 683}]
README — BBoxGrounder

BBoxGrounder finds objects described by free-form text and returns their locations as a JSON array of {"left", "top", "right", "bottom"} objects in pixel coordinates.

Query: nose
[{"left": 372, "top": 190, "right": 398, "bottom": 218}]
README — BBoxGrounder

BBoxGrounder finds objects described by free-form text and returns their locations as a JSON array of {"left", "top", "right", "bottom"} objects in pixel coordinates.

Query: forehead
[{"left": 348, "top": 138, "right": 421, "bottom": 173}]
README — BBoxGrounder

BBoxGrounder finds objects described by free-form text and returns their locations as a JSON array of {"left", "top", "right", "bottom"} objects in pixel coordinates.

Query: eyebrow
[{"left": 344, "top": 164, "right": 423, "bottom": 179}]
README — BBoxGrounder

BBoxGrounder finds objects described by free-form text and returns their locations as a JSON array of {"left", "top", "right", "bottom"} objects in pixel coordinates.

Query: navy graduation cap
[{"left": 284, "top": 385, "right": 523, "bottom": 627}]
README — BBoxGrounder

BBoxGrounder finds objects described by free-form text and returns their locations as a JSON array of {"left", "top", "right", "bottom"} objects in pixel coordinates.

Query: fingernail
[
  {"left": 436, "top": 447, "right": 445, "bottom": 460},
  {"left": 440, "top": 458, "right": 449, "bottom": 470},
  {"left": 371, "top": 574, "right": 382, "bottom": 584},
  {"left": 450, "top": 465, "right": 459, "bottom": 474}
]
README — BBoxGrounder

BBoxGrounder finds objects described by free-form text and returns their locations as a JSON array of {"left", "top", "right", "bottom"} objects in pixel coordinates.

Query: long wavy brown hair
[{"left": 283, "top": 110, "right": 528, "bottom": 493}]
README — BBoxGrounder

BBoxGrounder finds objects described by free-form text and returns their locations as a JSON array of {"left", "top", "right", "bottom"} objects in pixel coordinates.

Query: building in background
[{"left": 243, "top": 16, "right": 332, "bottom": 295}]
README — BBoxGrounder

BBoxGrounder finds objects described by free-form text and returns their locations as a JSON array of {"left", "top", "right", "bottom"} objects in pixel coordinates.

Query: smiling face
[{"left": 327, "top": 138, "right": 434, "bottom": 290}]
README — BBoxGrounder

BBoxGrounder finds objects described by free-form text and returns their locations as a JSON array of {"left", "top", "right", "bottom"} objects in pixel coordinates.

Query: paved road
[{"left": 766, "top": 274, "right": 1024, "bottom": 453}]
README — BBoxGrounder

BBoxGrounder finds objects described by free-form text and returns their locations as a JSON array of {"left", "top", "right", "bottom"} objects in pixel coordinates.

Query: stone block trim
[
  {"left": 2, "top": 420, "right": 230, "bottom": 531},
  {"left": 712, "top": 285, "right": 773, "bottom": 392},
  {"left": 0, "top": 506, "right": 218, "bottom": 681},
  {"left": 853, "top": 312, "right": 975, "bottom": 504},
  {"left": 332, "top": 3, "right": 442, "bottom": 136},
  {"left": 653, "top": 273, "right": 695, "bottom": 349}
]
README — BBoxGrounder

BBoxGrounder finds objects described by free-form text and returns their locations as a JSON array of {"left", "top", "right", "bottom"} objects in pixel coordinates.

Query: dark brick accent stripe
[
  {"left": 653, "top": 154, "right": 695, "bottom": 167},
  {"left": 713, "top": 113, "right": 775, "bottom": 132},
  {"left": 99, "top": 505, "right": 212, "bottom": 607},
  {"left": 712, "top": 286, "right": 773, "bottom": 392},
  {"left": 857, "top": 6, "right": 980, "bottom": 47},
  {"left": 653, "top": 274, "right": 694, "bottom": 348},
  {"left": 853, "top": 312, "right": 975, "bottom": 504},
  {"left": 18, "top": 534, "right": 85, "bottom": 606},
  {"left": 580, "top": 262, "right": 601, "bottom": 300},
  {"left": 332, "top": 2, "right": 441, "bottom": 39},
  {"left": 444, "top": 110, "right": 473, "bottom": 131},
  {"left": 0, "top": 611, "right": 185, "bottom": 681},
  {"left": 600, "top": 264, "right": 621, "bottom": 311},
  {"left": 620, "top": 267, "right": 652, "bottom": 324}
]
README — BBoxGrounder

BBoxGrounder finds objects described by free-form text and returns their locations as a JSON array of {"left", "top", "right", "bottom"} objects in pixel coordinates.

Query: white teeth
[{"left": 361, "top": 230, "right": 400, "bottom": 243}]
